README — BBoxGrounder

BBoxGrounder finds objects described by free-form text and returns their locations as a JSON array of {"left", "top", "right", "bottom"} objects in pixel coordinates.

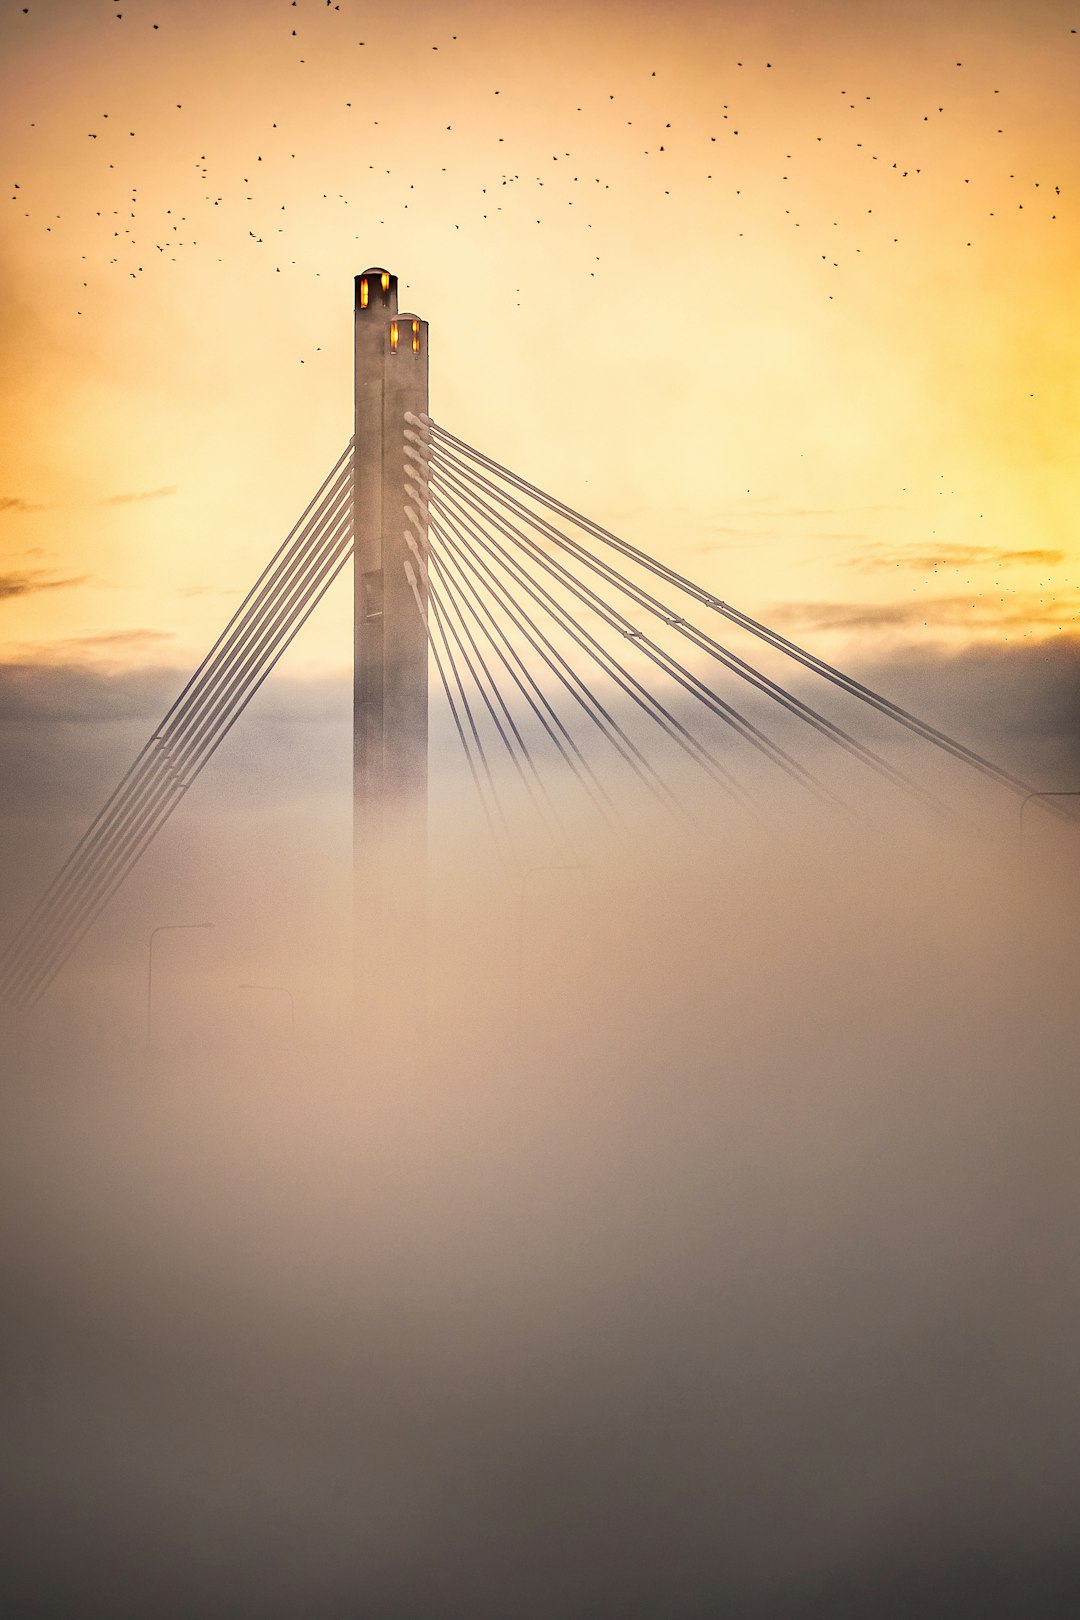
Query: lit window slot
[
  {"left": 389, "top": 320, "right": 399, "bottom": 351},
  {"left": 359, "top": 278, "right": 369, "bottom": 309},
  {"left": 411, "top": 319, "right": 421, "bottom": 353},
  {"left": 381, "top": 271, "right": 390, "bottom": 292}
]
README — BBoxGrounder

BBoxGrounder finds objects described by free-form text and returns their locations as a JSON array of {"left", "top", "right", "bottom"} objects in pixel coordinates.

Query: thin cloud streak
[
  {"left": 771, "top": 596, "right": 1080, "bottom": 633},
  {"left": 0, "top": 496, "right": 49, "bottom": 515},
  {"left": 99, "top": 487, "right": 177, "bottom": 507},
  {"left": 2, "top": 490, "right": 176, "bottom": 518},
  {"left": 845, "top": 544, "right": 1067, "bottom": 572},
  {"left": 1, "top": 629, "right": 176, "bottom": 666},
  {"left": 0, "top": 570, "right": 87, "bottom": 601}
]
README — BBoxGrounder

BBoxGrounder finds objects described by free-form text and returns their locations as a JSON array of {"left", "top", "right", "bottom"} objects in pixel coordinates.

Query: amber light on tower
[
  {"left": 411, "top": 319, "right": 421, "bottom": 353},
  {"left": 380, "top": 271, "right": 390, "bottom": 292},
  {"left": 389, "top": 320, "right": 399, "bottom": 351},
  {"left": 359, "top": 278, "right": 369, "bottom": 309}
]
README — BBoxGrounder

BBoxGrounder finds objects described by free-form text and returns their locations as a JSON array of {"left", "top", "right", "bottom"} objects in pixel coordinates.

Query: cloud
[
  {"left": 3, "top": 490, "right": 176, "bottom": 516},
  {"left": 851, "top": 636, "right": 1080, "bottom": 771},
  {"left": 693, "top": 531, "right": 750, "bottom": 553},
  {"left": 99, "top": 487, "right": 177, "bottom": 507},
  {"left": 50, "top": 629, "right": 175, "bottom": 651},
  {"left": 5, "top": 490, "right": 179, "bottom": 534},
  {"left": 0, "top": 629, "right": 176, "bottom": 670},
  {"left": 0, "top": 570, "right": 87, "bottom": 601},
  {"left": 0, "top": 496, "right": 48, "bottom": 515},
  {"left": 42, "top": 631, "right": 176, "bottom": 657},
  {"left": 845, "top": 544, "right": 1067, "bottom": 573},
  {"left": 770, "top": 593, "right": 1080, "bottom": 633}
]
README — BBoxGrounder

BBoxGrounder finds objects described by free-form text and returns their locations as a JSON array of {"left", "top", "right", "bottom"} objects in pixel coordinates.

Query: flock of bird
[{"left": 5, "top": 0, "right": 1076, "bottom": 342}]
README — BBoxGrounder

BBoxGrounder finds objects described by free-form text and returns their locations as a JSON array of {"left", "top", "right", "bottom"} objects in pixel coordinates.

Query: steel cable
[
  {"left": 415, "top": 504, "right": 616, "bottom": 827},
  {"left": 405, "top": 558, "right": 516, "bottom": 874},
  {"left": 5, "top": 489, "right": 353, "bottom": 1004},
  {"left": 3, "top": 464, "right": 354, "bottom": 1005},
  {"left": 15, "top": 516, "right": 356, "bottom": 1008},
  {"left": 424, "top": 501, "right": 679, "bottom": 817},
  {"left": 425, "top": 483, "right": 688, "bottom": 819},
  {"left": 421, "top": 426, "right": 940, "bottom": 813},
  {"left": 425, "top": 546, "right": 572, "bottom": 853},
  {"left": 426, "top": 460, "right": 777, "bottom": 815},
  {"left": 420, "top": 417, "right": 1030, "bottom": 796}
]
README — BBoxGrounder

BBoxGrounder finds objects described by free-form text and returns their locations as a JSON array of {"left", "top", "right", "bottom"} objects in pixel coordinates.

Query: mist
[{"left": 2, "top": 646, "right": 1079, "bottom": 1617}]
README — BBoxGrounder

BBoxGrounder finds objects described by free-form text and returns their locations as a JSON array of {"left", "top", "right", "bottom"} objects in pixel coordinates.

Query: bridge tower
[{"left": 353, "top": 268, "right": 429, "bottom": 1042}]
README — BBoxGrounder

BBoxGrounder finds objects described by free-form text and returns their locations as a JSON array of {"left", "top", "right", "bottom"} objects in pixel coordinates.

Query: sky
[{"left": 2, "top": 0, "right": 1079, "bottom": 678}]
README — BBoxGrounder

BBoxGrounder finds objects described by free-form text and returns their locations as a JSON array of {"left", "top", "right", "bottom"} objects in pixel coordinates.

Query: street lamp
[
  {"left": 239, "top": 982, "right": 296, "bottom": 1043},
  {"left": 146, "top": 923, "right": 214, "bottom": 1047}
]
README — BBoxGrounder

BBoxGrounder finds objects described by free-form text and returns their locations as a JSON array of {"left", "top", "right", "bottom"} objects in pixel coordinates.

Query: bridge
[{"left": 0, "top": 268, "right": 1039, "bottom": 1016}]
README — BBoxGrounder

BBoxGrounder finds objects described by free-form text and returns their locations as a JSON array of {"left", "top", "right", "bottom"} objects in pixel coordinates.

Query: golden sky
[{"left": 2, "top": 0, "right": 1078, "bottom": 674}]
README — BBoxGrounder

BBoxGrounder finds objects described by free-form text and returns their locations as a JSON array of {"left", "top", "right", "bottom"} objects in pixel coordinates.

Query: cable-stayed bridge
[{"left": 0, "top": 268, "right": 1038, "bottom": 1011}]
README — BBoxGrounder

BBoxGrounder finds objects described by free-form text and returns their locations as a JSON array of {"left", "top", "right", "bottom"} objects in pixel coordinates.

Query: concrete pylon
[{"left": 353, "top": 268, "right": 429, "bottom": 1047}]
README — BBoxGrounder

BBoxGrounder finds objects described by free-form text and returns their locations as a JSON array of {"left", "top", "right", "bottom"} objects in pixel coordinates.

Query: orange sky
[{"left": 2, "top": 0, "right": 1078, "bottom": 675}]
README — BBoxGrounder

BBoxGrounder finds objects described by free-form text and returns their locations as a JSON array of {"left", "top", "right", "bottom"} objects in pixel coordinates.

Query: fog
[{"left": 2, "top": 648, "right": 1080, "bottom": 1616}]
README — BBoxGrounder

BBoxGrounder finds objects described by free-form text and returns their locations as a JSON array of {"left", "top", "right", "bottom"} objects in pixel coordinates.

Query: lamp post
[
  {"left": 146, "top": 923, "right": 213, "bottom": 1048},
  {"left": 239, "top": 982, "right": 296, "bottom": 1043}
]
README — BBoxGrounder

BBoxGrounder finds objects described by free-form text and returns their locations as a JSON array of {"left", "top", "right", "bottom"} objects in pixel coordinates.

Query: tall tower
[{"left": 353, "top": 268, "right": 429, "bottom": 1043}]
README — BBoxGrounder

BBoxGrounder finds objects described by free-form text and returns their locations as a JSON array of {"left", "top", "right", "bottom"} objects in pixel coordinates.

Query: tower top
[{"left": 355, "top": 268, "right": 397, "bottom": 315}]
